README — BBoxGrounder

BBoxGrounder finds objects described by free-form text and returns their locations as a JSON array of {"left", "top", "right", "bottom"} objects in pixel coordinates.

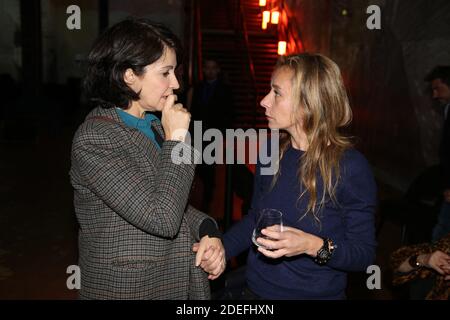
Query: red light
[
  {"left": 278, "top": 41, "right": 287, "bottom": 55},
  {"left": 271, "top": 11, "right": 280, "bottom": 24}
]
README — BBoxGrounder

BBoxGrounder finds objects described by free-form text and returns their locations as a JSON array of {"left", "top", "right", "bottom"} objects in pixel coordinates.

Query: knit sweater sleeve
[{"left": 327, "top": 151, "right": 378, "bottom": 272}]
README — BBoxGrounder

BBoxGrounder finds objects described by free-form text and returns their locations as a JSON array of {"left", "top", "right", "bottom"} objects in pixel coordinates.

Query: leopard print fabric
[{"left": 390, "top": 233, "right": 450, "bottom": 300}]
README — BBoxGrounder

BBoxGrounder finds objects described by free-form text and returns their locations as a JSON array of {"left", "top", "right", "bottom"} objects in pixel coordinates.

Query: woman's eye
[
  {"left": 274, "top": 91, "right": 280, "bottom": 97},
  {"left": 162, "top": 72, "right": 170, "bottom": 77}
]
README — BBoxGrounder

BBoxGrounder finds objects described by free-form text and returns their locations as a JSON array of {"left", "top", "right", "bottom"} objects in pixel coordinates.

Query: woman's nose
[
  {"left": 171, "top": 75, "right": 180, "bottom": 90},
  {"left": 260, "top": 93, "right": 271, "bottom": 109}
]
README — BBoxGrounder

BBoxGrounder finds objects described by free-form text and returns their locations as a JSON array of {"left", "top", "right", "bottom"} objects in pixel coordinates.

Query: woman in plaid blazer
[{"left": 70, "top": 18, "right": 225, "bottom": 300}]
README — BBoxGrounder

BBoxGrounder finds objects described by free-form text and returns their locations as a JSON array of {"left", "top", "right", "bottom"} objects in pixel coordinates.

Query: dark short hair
[
  {"left": 425, "top": 66, "right": 450, "bottom": 86},
  {"left": 84, "top": 18, "right": 182, "bottom": 109},
  {"left": 203, "top": 57, "right": 220, "bottom": 65}
]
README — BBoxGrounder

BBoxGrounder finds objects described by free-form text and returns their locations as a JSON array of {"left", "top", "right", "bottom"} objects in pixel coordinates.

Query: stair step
[{"left": 198, "top": 0, "right": 280, "bottom": 128}]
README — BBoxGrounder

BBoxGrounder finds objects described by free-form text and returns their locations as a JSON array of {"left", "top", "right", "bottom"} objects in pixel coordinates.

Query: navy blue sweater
[{"left": 223, "top": 146, "right": 377, "bottom": 299}]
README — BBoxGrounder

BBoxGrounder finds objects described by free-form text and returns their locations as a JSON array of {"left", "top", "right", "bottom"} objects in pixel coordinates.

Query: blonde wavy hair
[{"left": 272, "top": 53, "right": 353, "bottom": 224}]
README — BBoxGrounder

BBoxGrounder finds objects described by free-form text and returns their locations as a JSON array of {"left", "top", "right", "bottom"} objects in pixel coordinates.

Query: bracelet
[
  {"left": 313, "top": 238, "right": 335, "bottom": 265},
  {"left": 408, "top": 254, "right": 422, "bottom": 269}
]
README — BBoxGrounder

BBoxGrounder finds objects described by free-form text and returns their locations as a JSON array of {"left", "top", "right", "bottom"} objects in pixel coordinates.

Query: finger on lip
[
  {"left": 163, "top": 95, "right": 176, "bottom": 108},
  {"left": 164, "top": 94, "right": 177, "bottom": 103}
]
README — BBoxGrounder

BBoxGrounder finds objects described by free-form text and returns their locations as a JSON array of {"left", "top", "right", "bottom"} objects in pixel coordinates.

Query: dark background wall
[{"left": 288, "top": 0, "right": 450, "bottom": 191}]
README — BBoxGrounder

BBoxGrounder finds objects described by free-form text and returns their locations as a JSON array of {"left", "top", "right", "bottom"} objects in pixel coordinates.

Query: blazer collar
[{"left": 86, "top": 106, "right": 163, "bottom": 163}]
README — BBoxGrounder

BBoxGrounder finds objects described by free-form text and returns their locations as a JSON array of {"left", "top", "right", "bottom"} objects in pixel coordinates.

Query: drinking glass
[{"left": 252, "top": 208, "right": 283, "bottom": 249}]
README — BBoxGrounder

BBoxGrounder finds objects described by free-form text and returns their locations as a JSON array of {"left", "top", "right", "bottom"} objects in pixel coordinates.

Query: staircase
[
  {"left": 198, "top": 0, "right": 280, "bottom": 129},
  {"left": 241, "top": 0, "right": 279, "bottom": 128}
]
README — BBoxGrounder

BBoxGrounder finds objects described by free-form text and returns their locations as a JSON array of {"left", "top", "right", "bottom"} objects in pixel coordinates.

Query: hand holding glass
[{"left": 252, "top": 209, "right": 283, "bottom": 249}]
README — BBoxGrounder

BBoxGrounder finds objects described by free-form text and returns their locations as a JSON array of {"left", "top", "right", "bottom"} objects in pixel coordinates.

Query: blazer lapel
[
  {"left": 129, "top": 128, "right": 161, "bottom": 165},
  {"left": 152, "top": 121, "right": 165, "bottom": 138},
  {"left": 89, "top": 106, "right": 161, "bottom": 167}
]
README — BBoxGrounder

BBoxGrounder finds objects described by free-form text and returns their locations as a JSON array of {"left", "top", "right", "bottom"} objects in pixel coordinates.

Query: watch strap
[{"left": 314, "top": 237, "right": 335, "bottom": 265}]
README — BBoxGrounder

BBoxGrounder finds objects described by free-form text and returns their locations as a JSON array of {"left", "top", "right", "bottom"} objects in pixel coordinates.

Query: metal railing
[
  {"left": 186, "top": 0, "right": 203, "bottom": 87},
  {"left": 237, "top": 0, "right": 259, "bottom": 127},
  {"left": 195, "top": 0, "right": 203, "bottom": 81}
]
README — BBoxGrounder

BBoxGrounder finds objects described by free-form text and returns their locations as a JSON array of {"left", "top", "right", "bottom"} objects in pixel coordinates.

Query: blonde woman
[{"left": 222, "top": 53, "right": 377, "bottom": 299}]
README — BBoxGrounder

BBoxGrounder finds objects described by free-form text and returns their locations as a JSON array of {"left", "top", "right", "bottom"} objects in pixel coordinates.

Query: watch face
[
  {"left": 315, "top": 238, "right": 333, "bottom": 265},
  {"left": 319, "top": 249, "right": 329, "bottom": 259}
]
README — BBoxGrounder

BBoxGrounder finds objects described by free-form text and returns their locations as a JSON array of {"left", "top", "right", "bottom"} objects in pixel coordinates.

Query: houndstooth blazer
[{"left": 70, "top": 105, "right": 213, "bottom": 300}]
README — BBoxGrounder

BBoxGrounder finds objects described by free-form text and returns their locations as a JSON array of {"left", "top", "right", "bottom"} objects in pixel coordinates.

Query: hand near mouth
[{"left": 161, "top": 94, "right": 191, "bottom": 142}]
